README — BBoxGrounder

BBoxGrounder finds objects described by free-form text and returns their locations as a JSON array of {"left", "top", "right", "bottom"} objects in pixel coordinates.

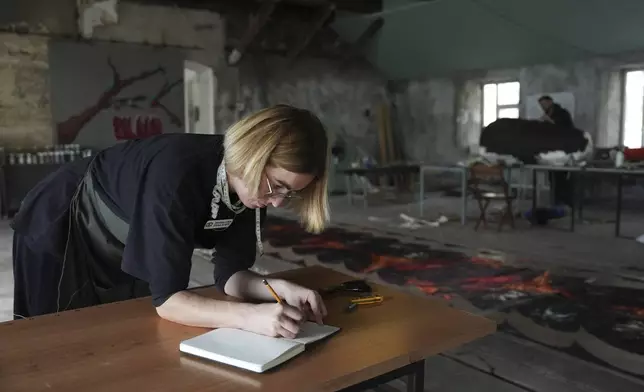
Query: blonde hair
[{"left": 224, "top": 105, "right": 330, "bottom": 233}]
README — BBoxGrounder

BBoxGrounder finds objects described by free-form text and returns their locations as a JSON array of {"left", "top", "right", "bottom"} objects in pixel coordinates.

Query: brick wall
[
  {"left": 0, "top": 33, "right": 53, "bottom": 147},
  {"left": 0, "top": 2, "right": 224, "bottom": 149},
  {"left": 0, "top": 2, "right": 385, "bottom": 158}
]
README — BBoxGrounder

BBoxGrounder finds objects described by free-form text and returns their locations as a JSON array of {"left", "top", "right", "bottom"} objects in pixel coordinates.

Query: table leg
[
  {"left": 407, "top": 360, "right": 426, "bottom": 392},
  {"left": 419, "top": 168, "right": 425, "bottom": 217},
  {"left": 615, "top": 174, "right": 623, "bottom": 237},
  {"left": 531, "top": 169, "right": 537, "bottom": 223},
  {"left": 336, "top": 360, "right": 426, "bottom": 392},
  {"left": 578, "top": 172, "right": 584, "bottom": 221},
  {"left": 569, "top": 172, "right": 575, "bottom": 232},
  {"left": 361, "top": 176, "right": 368, "bottom": 209},
  {"left": 461, "top": 168, "right": 467, "bottom": 225},
  {"left": 346, "top": 175, "right": 353, "bottom": 206},
  {"left": 551, "top": 170, "right": 557, "bottom": 205}
]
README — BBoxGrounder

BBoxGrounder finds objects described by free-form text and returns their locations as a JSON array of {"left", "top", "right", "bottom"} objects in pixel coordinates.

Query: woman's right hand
[{"left": 241, "top": 303, "right": 305, "bottom": 339}]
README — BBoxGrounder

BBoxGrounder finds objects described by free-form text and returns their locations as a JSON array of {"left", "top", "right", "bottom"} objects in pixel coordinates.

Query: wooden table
[
  {"left": 341, "top": 164, "right": 421, "bottom": 207},
  {"left": 418, "top": 165, "right": 468, "bottom": 224},
  {"left": 524, "top": 164, "right": 644, "bottom": 237},
  {"left": 1, "top": 266, "right": 496, "bottom": 392}
]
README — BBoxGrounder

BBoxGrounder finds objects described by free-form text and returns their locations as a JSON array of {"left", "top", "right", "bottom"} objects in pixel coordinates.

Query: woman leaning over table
[{"left": 11, "top": 104, "right": 329, "bottom": 339}]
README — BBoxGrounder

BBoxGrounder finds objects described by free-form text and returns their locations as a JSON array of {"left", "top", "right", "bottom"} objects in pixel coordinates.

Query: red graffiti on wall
[
  {"left": 113, "top": 116, "right": 163, "bottom": 140},
  {"left": 56, "top": 56, "right": 183, "bottom": 144}
]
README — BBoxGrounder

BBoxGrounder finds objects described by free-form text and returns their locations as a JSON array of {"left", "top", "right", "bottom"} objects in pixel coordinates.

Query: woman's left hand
[{"left": 275, "top": 280, "right": 327, "bottom": 324}]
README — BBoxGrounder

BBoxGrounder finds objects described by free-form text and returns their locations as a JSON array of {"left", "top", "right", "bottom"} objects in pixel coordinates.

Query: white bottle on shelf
[{"left": 615, "top": 149, "right": 624, "bottom": 167}]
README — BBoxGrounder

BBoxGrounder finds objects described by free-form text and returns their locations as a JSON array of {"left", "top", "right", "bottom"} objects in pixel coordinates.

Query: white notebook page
[{"left": 179, "top": 322, "right": 340, "bottom": 371}]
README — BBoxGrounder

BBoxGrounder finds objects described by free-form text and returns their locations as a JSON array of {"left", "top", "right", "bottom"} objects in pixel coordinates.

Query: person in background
[
  {"left": 12, "top": 104, "right": 329, "bottom": 339},
  {"left": 538, "top": 95, "right": 574, "bottom": 207},
  {"left": 539, "top": 95, "right": 574, "bottom": 129}
]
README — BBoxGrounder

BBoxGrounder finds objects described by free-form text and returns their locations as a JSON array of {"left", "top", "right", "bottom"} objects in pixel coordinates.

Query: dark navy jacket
[{"left": 11, "top": 134, "right": 266, "bottom": 306}]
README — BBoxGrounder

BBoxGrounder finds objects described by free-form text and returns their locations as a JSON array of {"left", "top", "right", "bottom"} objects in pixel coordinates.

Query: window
[
  {"left": 623, "top": 70, "right": 644, "bottom": 148},
  {"left": 482, "top": 81, "right": 521, "bottom": 126}
]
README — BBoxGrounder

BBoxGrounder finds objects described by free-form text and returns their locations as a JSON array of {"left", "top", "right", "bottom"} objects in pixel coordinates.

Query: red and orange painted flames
[
  {"left": 404, "top": 260, "right": 562, "bottom": 298},
  {"left": 407, "top": 279, "right": 440, "bottom": 295},
  {"left": 300, "top": 237, "right": 347, "bottom": 250},
  {"left": 267, "top": 223, "right": 644, "bottom": 320},
  {"left": 505, "top": 271, "right": 558, "bottom": 294},
  {"left": 408, "top": 269, "right": 563, "bottom": 298},
  {"left": 270, "top": 227, "right": 561, "bottom": 298},
  {"left": 363, "top": 255, "right": 450, "bottom": 274},
  {"left": 613, "top": 305, "right": 644, "bottom": 318},
  {"left": 470, "top": 256, "right": 504, "bottom": 268}
]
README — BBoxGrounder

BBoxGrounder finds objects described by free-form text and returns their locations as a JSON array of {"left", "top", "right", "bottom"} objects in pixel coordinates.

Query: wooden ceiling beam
[
  {"left": 136, "top": 0, "right": 380, "bottom": 14},
  {"left": 227, "top": 0, "right": 281, "bottom": 65},
  {"left": 243, "top": 0, "right": 381, "bottom": 14},
  {"left": 286, "top": 3, "right": 336, "bottom": 65},
  {"left": 127, "top": 0, "right": 381, "bottom": 14},
  {"left": 276, "top": 0, "right": 380, "bottom": 13}
]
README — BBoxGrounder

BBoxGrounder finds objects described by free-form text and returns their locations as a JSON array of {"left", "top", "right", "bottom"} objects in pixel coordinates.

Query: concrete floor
[
  {"left": 319, "top": 190, "right": 644, "bottom": 273},
  {"left": 267, "top": 192, "right": 644, "bottom": 391},
  {"left": 2, "top": 192, "right": 644, "bottom": 391}
]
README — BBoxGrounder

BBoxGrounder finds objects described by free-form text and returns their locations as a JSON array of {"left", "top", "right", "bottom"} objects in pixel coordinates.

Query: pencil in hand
[{"left": 262, "top": 279, "right": 283, "bottom": 304}]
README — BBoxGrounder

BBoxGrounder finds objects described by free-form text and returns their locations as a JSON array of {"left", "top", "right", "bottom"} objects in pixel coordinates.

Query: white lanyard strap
[{"left": 214, "top": 161, "right": 263, "bottom": 255}]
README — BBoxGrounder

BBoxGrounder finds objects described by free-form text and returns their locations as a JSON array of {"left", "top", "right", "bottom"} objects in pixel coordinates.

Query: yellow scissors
[{"left": 350, "top": 295, "right": 384, "bottom": 305}]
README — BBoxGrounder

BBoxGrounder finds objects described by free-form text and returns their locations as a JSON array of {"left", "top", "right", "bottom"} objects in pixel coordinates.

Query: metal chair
[{"left": 468, "top": 162, "right": 516, "bottom": 231}]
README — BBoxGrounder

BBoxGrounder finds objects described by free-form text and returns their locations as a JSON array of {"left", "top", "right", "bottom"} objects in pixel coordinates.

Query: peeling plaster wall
[
  {"left": 90, "top": 2, "right": 224, "bottom": 68},
  {"left": 455, "top": 79, "right": 482, "bottom": 154},
  {"left": 0, "top": 33, "right": 52, "bottom": 147},
  {"left": 1, "top": 1, "right": 386, "bottom": 155},
  {"left": 518, "top": 62, "right": 599, "bottom": 137},
  {"left": 392, "top": 78, "right": 462, "bottom": 164},
  {"left": 596, "top": 69, "right": 622, "bottom": 147},
  {"left": 89, "top": 3, "right": 225, "bottom": 135},
  {"left": 0, "top": 3, "right": 224, "bottom": 148},
  {"left": 220, "top": 55, "right": 389, "bottom": 162},
  {"left": 266, "top": 60, "right": 388, "bottom": 160},
  {"left": 49, "top": 40, "right": 186, "bottom": 148},
  {"left": 0, "top": 0, "right": 77, "bottom": 35},
  {"left": 394, "top": 58, "right": 626, "bottom": 164}
]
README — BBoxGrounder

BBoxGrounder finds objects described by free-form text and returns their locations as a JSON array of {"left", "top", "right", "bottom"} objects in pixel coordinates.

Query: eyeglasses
[{"left": 265, "top": 177, "right": 301, "bottom": 200}]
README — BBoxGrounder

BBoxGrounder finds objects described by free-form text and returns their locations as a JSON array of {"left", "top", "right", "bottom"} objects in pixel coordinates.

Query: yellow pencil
[{"left": 262, "top": 279, "right": 283, "bottom": 304}]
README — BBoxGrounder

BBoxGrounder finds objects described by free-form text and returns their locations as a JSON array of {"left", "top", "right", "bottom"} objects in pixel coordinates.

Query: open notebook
[{"left": 179, "top": 322, "right": 340, "bottom": 373}]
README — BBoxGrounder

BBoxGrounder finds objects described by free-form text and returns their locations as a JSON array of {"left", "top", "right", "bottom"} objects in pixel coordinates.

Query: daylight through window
[
  {"left": 483, "top": 81, "right": 520, "bottom": 126},
  {"left": 623, "top": 70, "right": 644, "bottom": 148}
]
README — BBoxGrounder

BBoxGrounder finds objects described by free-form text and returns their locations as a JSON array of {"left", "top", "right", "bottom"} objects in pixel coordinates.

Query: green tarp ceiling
[{"left": 332, "top": 0, "right": 644, "bottom": 79}]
